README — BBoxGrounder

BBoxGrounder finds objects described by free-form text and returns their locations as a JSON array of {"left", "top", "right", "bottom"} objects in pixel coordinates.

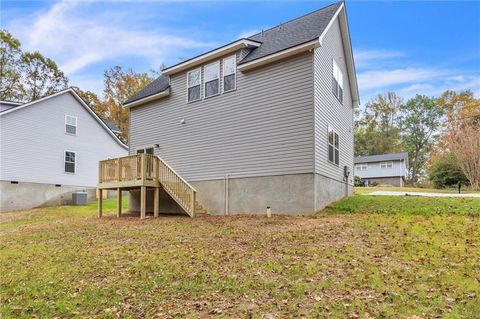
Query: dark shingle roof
[
  {"left": 241, "top": 2, "right": 342, "bottom": 64},
  {"left": 354, "top": 152, "right": 409, "bottom": 164},
  {"left": 124, "top": 1, "right": 342, "bottom": 105},
  {"left": 101, "top": 118, "right": 121, "bottom": 133},
  {"left": 125, "top": 75, "right": 170, "bottom": 104}
]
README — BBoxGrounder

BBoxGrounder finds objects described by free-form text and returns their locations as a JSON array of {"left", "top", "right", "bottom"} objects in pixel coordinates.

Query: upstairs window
[
  {"left": 380, "top": 161, "right": 393, "bottom": 169},
  {"left": 65, "top": 151, "right": 76, "bottom": 173},
  {"left": 332, "top": 60, "right": 344, "bottom": 103},
  {"left": 204, "top": 61, "right": 220, "bottom": 98},
  {"left": 65, "top": 115, "right": 77, "bottom": 135},
  {"left": 328, "top": 127, "right": 339, "bottom": 165},
  {"left": 187, "top": 68, "right": 201, "bottom": 102},
  {"left": 223, "top": 55, "right": 236, "bottom": 92},
  {"left": 356, "top": 163, "right": 367, "bottom": 171}
]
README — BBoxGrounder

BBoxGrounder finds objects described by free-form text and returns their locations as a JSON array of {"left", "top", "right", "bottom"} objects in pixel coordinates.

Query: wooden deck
[{"left": 97, "top": 154, "right": 197, "bottom": 219}]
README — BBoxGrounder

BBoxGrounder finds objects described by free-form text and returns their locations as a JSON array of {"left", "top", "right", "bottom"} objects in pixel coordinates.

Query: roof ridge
[{"left": 247, "top": 1, "right": 343, "bottom": 39}]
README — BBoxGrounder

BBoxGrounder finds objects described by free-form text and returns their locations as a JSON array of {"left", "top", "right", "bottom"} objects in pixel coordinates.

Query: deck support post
[
  {"left": 140, "top": 186, "right": 146, "bottom": 219},
  {"left": 154, "top": 187, "right": 160, "bottom": 217},
  {"left": 117, "top": 188, "right": 122, "bottom": 217},
  {"left": 98, "top": 189, "right": 103, "bottom": 218}
]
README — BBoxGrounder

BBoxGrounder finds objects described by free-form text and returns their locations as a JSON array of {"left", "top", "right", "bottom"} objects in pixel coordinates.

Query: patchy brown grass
[{"left": 1, "top": 198, "right": 479, "bottom": 318}]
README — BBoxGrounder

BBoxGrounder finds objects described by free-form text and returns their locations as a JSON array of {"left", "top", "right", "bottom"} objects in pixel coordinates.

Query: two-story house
[
  {"left": 0, "top": 89, "right": 128, "bottom": 211},
  {"left": 354, "top": 152, "right": 409, "bottom": 187},
  {"left": 98, "top": 1, "right": 359, "bottom": 217}
]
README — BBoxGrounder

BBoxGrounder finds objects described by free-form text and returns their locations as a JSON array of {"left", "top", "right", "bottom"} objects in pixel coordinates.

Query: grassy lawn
[
  {"left": 355, "top": 186, "right": 480, "bottom": 195},
  {"left": 1, "top": 196, "right": 479, "bottom": 318}
]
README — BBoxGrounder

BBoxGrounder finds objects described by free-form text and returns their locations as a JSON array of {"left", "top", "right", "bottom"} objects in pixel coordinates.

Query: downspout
[{"left": 224, "top": 174, "right": 229, "bottom": 216}]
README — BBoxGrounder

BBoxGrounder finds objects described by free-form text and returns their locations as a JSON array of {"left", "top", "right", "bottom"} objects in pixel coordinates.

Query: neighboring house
[
  {"left": 0, "top": 101, "right": 23, "bottom": 112},
  {"left": 120, "top": 1, "right": 358, "bottom": 215},
  {"left": 0, "top": 89, "right": 128, "bottom": 211},
  {"left": 101, "top": 118, "right": 124, "bottom": 141},
  {"left": 354, "top": 152, "right": 409, "bottom": 187}
]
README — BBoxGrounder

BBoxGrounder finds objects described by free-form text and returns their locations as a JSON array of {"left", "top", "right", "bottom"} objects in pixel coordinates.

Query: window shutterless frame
[
  {"left": 204, "top": 61, "right": 220, "bottom": 98},
  {"left": 64, "top": 150, "right": 76, "bottom": 174},
  {"left": 222, "top": 55, "right": 237, "bottom": 93},
  {"left": 332, "top": 59, "right": 344, "bottom": 104},
  {"left": 65, "top": 115, "right": 77, "bottom": 135},
  {"left": 380, "top": 161, "right": 393, "bottom": 168},
  {"left": 186, "top": 67, "right": 202, "bottom": 103},
  {"left": 327, "top": 126, "right": 340, "bottom": 166}
]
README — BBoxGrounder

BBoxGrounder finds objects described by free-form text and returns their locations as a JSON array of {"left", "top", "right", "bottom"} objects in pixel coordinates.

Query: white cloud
[
  {"left": 7, "top": 1, "right": 213, "bottom": 75},
  {"left": 358, "top": 68, "right": 442, "bottom": 90},
  {"left": 354, "top": 49, "right": 405, "bottom": 68}
]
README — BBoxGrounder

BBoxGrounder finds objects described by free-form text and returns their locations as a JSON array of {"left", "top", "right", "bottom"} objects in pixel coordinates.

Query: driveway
[{"left": 367, "top": 191, "right": 480, "bottom": 198}]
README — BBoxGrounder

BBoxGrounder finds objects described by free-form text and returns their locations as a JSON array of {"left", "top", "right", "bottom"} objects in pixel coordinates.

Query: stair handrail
[
  {"left": 156, "top": 155, "right": 197, "bottom": 217},
  {"left": 156, "top": 156, "right": 197, "bottom": 192}
]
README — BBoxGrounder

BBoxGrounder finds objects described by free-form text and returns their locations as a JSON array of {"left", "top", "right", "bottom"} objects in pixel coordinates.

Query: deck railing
[{"left": 98, "top": 154, "right": 196, "bottom": 216}]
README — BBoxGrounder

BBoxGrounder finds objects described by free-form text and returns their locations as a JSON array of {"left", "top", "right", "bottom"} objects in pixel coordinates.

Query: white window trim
[
  {"left": 380, "top": 161, "right": 393, "bottom": 169},
  {"left": 356, "top": 163, "right": 367, "bottom": 171},
  {"left": 328, "top": 126, "right": 340, "bottom": 166},
  {"left": 65, "top": 115, "right": 77, "bottom": 136},
  {"left": 186, "top": 67, "right": 202, "bottom": 103},
  {"left": 204, "top": 61, "right": 220, "bottom": 99},
  {"left": 222, "top": 55, "right": 237, "bottom": 93},
  {"left": 64, "top": 150, "right": 76, "bottom": 174},
  {"left": 332, "top": 59, "right": 344, "bottom": 104}
]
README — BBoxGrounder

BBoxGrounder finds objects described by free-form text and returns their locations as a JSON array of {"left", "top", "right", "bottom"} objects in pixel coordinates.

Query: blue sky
[{"left": 2, "top": 0, "right": 479, "bottom": 104}]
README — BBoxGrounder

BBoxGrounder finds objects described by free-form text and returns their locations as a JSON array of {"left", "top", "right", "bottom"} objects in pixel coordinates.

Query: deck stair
[{"left": 98, "top": 154, "right": 207, "bottom": 218}]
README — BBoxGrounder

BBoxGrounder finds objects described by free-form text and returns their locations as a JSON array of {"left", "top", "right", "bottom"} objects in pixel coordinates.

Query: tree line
[
  {"left": 355, "top": 91, "right": 480, "bottom": 189},
  {"left": 2, "top": 29, "right": 479, "bottom": 189},
  {"left": 1, "top": 30, "right": 157, "bottom": 140}
]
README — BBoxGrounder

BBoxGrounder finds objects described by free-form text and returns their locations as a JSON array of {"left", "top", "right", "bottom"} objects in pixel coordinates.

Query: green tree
[
  {"left": 0, "top": 30, "right": 23, "bottom": 101},
  {"left": 354, "top": 92, "right": 403, "bottom": 156},
  {"left": 428, "top": 153, "right": 469, "bottom": 189},
  {"left": 400, "top": 95, "right": 445, "bottom": 185},
  {"left": 102, "top": 66, "right": 154, "bottom": 139},
  {"left": 21, "top": 51, "right": 68, "bottom": 101}
]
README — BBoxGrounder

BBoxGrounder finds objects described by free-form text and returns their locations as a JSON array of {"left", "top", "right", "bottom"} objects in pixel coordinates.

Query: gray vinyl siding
[
  {"left": 355, "top": 160, "right": 407, "bottom": 179},
  {"left": 0, "top": 92, "right": 127, "bottom": 187},
  {"left": 313, "top": 18, "right": 354, "bottom": 185},
  {"left": 130, "top": 52, "right": 314, "bottom": 181}
]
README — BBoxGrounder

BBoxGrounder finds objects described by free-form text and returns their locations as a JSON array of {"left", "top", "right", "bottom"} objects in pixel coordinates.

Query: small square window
[{"left": 65, "top": 115, "right": 77, "bottom": 135}]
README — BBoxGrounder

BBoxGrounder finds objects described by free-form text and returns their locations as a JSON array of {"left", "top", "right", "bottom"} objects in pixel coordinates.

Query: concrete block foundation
[
  {"left": 0, "top": 181, "right": 96, "bottom": 212},
  {"left": 129, "top": 173, "right": 353, "bottom": 216}
]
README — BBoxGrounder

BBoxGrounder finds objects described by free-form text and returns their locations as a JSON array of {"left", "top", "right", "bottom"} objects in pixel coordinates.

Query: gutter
[{"left": 124, "top": 88, "right": 171, "bottom": 108}]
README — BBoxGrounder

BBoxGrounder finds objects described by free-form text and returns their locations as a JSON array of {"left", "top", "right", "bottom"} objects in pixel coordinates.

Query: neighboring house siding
[
  {"left": 0, "top": 93, "right": 127, "bottom": 187},
  {"left": 130, "top": 52, "right": 314, "bottom": 181},
  {"left": 313, "top": 18, "right": 354, "bottom": 184},
  {"left": 355, "top": 160, "right": 407, "bottom": 179}
]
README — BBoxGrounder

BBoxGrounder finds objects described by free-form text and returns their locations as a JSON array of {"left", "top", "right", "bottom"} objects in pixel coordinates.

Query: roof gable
[
  {"left": 241, "top": 2, "right": 341, "bottom": 64},
  {"left": 124, "top": 1, "right": 359, "bottom": 107},
  {"left": 0, "top": 89, "right": 128, "bottom": 149}
]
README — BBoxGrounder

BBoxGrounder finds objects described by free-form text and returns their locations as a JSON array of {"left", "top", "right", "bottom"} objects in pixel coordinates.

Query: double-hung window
[
  {"left": 223, "top": 55, "right": 236, "bottom": 92},
  {"left": 65, "top": 151, "right": 76, "bottom": 173},
  {"left": 332, "top": 60, "right": 344, "bottom": 103},
  {"left": 204, "top": 61, "right": 220, "bottom": 98},
  {"left": 65, "top": 115, "right": 77, "bottom": 135},
  {"left": 356, "top": 163, "right": 367, "bottom": 171},
  {"left": 328, "top": 127, "right": 340, "bottom": 165},
  {"left": 380, "top": 161, "right": 393, "bottom": 169},
  {"left": 187, "top": 68, "right": 201, "bottom": 102}
]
